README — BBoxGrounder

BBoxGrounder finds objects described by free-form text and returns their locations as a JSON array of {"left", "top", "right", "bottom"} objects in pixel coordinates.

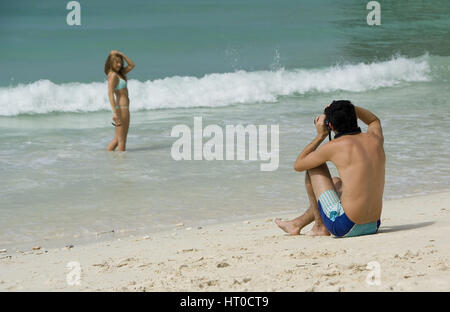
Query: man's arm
[
  {"left": 355, "top": 106, "right": 383, "bottom": 141},
  {"left": 293, "top": 134, "right": 330, "bottom": 172},
  {"left": 293, "top": 114, "right": 331, "bottom": 172}
]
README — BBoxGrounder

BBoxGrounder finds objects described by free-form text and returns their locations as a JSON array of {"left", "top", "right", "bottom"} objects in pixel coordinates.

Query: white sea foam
[{"left": 0, "top": 55, "right": 431, "bottom": 116}]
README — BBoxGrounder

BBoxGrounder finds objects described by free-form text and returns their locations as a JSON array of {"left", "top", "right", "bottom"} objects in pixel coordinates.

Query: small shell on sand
[
  {"left": 176, "top": 223, "right": 184, "bottom": 227},
  {"left": 0, "top": 249, "right": 6, "bottom": 253},
  {"left": 32, "top": 246, "right": 41, "bottom": 251}
]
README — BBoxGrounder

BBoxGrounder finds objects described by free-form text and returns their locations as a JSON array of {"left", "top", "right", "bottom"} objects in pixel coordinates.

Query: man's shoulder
[
  {"left": 366, "top": 130, "right": 384, "bottom": 144},
  {"left": 325, "top": 135, "right": 353, "bottom": 147},
  {"left": 320, "top": 137, "right": 348, "bottom": 158},
  {"left": 339, "top": 132, "right": 380, "bottom": 143},
  {"left": 325, "top": 133, "right": 369, "bottom": 154}
]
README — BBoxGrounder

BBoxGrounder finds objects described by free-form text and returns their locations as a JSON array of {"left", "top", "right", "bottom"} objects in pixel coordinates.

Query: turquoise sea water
[{"left": 0, "top": 0, "right": 449, "bottom": 250}]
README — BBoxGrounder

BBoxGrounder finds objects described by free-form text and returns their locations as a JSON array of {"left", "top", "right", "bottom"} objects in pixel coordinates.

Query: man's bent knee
[{"left": 310, "top": 163, "right": 328, "bottom": 171}]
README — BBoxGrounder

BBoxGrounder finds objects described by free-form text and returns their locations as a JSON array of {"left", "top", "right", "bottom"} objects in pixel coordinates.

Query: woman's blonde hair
[{"left": 104, "top": 54, "right": 127, "bottom": 80}]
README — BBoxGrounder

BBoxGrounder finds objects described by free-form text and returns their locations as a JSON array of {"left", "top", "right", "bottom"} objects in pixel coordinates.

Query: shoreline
[
  {"left": 1, "top": 190, "right": 449, "bottom": 291},
  {"left": 1, "top": 188, "right": 449, "bottom": 257}
]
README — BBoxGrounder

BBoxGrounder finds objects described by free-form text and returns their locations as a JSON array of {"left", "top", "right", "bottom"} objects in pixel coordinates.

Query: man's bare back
[{"left": 326, "top": 131, "right": 385, "bottom": 223}]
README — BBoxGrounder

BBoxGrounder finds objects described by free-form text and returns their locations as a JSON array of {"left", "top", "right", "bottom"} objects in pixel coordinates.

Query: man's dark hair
[{"left": 324, "top": 100, "right": 359, "bottom": 134}]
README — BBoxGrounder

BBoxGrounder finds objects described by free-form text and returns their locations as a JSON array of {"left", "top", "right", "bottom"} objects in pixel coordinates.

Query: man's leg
[
  {"left": 305, "top": 163, "right": 339, "bottom": 236},
  {"left": 275, "top": 172, "right": 318, "bottom": 235}
]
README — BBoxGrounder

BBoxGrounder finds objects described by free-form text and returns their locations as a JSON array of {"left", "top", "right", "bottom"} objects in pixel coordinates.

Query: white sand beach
[{"left": 0, "top": 191, "right": 449, "bottom": 292}]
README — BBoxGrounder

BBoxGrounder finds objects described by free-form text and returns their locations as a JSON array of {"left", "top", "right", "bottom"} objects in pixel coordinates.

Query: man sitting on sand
[{"left": 276, "top": 100, "right": 385, "bottom": 237}]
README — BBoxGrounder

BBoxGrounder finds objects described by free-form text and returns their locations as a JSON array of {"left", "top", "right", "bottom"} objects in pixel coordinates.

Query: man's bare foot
[
  {"left": 275, "top": 218, "right": 302, "bottom": 235},
  {"left": 305, "top": 224, "right": 330, "bottom": 236}
]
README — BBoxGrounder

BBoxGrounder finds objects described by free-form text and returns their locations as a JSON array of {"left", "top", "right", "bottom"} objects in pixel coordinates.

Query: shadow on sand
[{"left": 378, "top": 221, "right": 435, "bottom": 233}]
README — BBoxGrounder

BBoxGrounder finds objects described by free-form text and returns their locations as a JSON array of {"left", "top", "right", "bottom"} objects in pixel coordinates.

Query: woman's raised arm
[{"left": 111, "top": 50, "right": 135, "bottom": 74}]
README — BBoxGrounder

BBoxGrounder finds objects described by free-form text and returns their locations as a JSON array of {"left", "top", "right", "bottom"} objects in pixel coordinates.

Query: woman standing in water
[{"left": 104, "top": 50, "right": 135, "bottom": 151}]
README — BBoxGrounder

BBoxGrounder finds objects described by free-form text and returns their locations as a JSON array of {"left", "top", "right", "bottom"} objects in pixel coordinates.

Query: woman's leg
[
  {"left": 124, "top": 111, "right": 130, "bottom": 148},
  {"left": 107, "top": 124, "right": 119, "bottom": 151},
  {"left": 117, "top": 109, "right": 129, "bottom": 152}
]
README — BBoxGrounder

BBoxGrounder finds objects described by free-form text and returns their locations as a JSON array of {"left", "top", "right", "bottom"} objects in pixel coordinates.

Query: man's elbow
[
  {"left": 369, "top": 117, "right": 381, "bottom": 126},
  {"left": 293, "top": 162, "right": 305, "bottom": 172}
]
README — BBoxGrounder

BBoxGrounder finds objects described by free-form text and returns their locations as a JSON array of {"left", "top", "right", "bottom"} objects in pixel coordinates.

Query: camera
[{"left": 313, "top": 113, "right": 332, "bottom": 141}]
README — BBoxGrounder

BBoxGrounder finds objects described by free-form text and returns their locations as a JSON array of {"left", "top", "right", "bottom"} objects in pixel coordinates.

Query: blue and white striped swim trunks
[{"left": 317, "top": 189, "right": 381, "bottom": 237}]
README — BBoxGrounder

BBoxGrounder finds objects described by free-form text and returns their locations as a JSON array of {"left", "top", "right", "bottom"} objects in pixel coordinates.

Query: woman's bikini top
[{"left": 115, "top": 76, "right": 127, "bottom": 91}]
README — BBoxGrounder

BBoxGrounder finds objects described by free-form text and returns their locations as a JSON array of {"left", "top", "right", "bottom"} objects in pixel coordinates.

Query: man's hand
[{"left": 314, "top": 114, "right": 329, "bottom": 139}]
